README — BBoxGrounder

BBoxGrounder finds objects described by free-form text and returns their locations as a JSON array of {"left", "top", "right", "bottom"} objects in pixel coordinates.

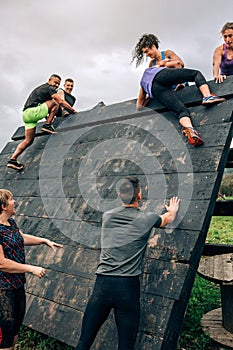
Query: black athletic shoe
[
  {"left": 41, "top": 124, "right": 57, "bottom": 134},
  {"left": 62, "top": 109, "right": 70, "bottom": 117},
  {"left": 7, "top": 159, "right": 25, "bottom": 170}
]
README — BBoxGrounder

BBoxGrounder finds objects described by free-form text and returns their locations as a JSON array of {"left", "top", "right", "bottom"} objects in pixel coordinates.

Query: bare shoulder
[
  {"left": 214, "top": 44, "right": 224, "bottom": 55},
  {"left": 164, "top": 49, "right": 178, "bottom": 57}
]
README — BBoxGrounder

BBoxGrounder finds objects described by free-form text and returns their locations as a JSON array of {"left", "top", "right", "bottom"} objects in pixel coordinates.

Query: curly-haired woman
[{"left": 132, "top": 34, "right": 225, "bottom": 147}]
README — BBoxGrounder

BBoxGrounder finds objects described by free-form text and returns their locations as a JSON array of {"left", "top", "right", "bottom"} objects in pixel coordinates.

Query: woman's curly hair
[{"left": 131, "top": 33, "right": 160, "bottom": 67}]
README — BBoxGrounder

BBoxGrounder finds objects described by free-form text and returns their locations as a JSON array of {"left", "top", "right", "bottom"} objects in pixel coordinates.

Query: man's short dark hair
[
  {"left": 65, "top": 78, "right": 74, "bottom": 84},
  {"left": 119, "top": 177, "right": 140, "bottom": 204},
  {"left": 49, "top": 74, "right": 61, "bottom": 81}
]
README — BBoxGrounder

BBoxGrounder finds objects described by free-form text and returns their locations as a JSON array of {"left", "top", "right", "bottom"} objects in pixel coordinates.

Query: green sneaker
[{"left": 41, "top": 124, "right": 57, "bottom": 134}]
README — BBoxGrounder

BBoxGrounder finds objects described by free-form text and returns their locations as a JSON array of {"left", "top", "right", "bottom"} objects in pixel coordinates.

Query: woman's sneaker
[
  {"left": 202, "top": 94, "right": 226, "bottom": 105},
  {"left": 41, "top": 124, "right": 57, "bottom": 134},
  {"left": 7, "top": 159, "right": 25, "bottom": 170},
  {"left": 182, "top": 127, "right": 204, "bottom": 147}
]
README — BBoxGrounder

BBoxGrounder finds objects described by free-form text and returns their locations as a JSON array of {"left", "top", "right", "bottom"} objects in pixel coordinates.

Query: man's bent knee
[{"left": 46, "top": 100, "right": 59, "bottom": 111}]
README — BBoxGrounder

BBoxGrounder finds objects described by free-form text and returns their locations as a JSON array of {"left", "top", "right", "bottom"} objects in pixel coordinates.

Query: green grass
[
  {"left": 17, "top": 216, "right": 233, "bottom": 349},
  {"left": 16, "top": 327, "right": 73, "bottom": 350},
  {"left": 177, "top": 214, "right": 233, "bottom": 350},
  {"left": 206, "top": 216, "right": 233, "bottom": 244},
  {"left": 177, "top": 276, "right": 221, "bottom": 350}
]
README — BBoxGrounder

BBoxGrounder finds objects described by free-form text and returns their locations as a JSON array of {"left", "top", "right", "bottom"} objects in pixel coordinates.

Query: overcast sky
[{"left": 1, "top": 0, "right": 233, "bottom": 152}]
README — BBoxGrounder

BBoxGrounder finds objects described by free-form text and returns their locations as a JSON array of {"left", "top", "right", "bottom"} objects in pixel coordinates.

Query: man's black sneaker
[
  {"left": 41, "top": 124, "right": 57, "bottom": 134},
  {"left": 7, "top": 159, "right": 25, "bottom": 170},
  {"left": 62, "top": 109, "right": 70, "bottom": 117}
]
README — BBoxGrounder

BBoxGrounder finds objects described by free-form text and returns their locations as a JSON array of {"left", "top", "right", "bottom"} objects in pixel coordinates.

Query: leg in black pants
[
  {"left": 75, "top": 275, "right": 140, "bottom": 350},
  {"left": 113, "top": 278, "right": 140, "bottom": 350},
  {"left": 151, "top": 68, "right": 207, "bottom": 119},
  {"left": 75, "top": 278, "right": 112, "bottom": 350},
  {"left": 151, "top": 68, "right": 209, "bottom": 146}
]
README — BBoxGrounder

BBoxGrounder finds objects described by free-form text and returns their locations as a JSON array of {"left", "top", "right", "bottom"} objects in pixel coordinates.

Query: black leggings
[
  {"left": 0, "top": 286, "right": 26, "bottom": 348},
  {"left": 75, "top": 275, "right": 140, "bottom": 350},
  {"left": 152, "top": 68, "right": 207, "bottom": 120}
]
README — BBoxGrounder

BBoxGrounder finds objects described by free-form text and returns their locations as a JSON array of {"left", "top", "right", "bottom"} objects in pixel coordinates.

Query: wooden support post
[
  {"left": 221, "top": 283, "right": 233, "bottom": 333},
  {"left": 198, "top": 254, "right": 233, "bottom": 348}
]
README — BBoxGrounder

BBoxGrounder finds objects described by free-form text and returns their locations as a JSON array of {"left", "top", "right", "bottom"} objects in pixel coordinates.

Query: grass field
[
  {"left": 177, "top": 214, "right": 233, "bottom": 350},
  {"left": 16, "top": 215, "right": 233, "bottom": 350}
]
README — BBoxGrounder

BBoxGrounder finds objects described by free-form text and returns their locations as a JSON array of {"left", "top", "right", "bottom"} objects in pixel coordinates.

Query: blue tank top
[
  {"left": 153, "top": 51, "right": 166, "bottom": 65},
  {"left": 220, "top": 44, "right": 233, "bottom": 76},
  {"left": 140, "top": 66, "right": 165, "bottom": 98}
]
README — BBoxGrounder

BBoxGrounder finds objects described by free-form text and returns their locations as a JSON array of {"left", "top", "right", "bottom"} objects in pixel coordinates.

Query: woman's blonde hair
[
  {"left": 0, "top": 189, "right": 13, "bottom": 214},
  {"left": 221, "top": 22, "right": 233, "bottom": 34}
]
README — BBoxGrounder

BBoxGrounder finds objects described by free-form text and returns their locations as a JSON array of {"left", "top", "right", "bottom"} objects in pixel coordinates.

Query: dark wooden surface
[
  {"left": 203, "top": 243, "right": 233, "bottom": 256},
  {"left": 226, "top": 149, "right": 233, "bottom": 167},
  {"left": 1, "top": 76, "right": 233, "bottom": 349},
  {"left": 213, "top": 200, "right": 233, "bottom": 216}
]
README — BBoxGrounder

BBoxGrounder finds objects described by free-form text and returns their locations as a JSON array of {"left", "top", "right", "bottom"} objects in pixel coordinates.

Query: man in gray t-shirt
[{"left": 75, "top": 176, "right": 180, "bottom": 350}]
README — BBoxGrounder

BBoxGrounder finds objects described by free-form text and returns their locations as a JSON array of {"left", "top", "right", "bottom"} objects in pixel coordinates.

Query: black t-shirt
[
  {"left": 64, "top": 90, "right": 76, "bottom": 107},
  {"left": 57, "top": 88, "right": 76, "bottom": 107},
  {"left": 23, "top": 83, "right": 57, "bottom": 110}
]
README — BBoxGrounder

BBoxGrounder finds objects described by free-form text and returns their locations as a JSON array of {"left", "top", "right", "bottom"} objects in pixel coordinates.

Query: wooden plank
[
  {"left": 203, "top": 243, "right": 233, "bottom": 256},
  {"left": 12, "top": 196, "right": 219, "bottom": 232}
]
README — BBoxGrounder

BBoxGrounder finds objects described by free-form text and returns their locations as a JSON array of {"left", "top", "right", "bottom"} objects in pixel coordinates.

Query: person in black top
[
  {"left": 7, "top": 74, "right": 77, "bottom": 170},
  {"left": 75, "top": 176, "right": 180, "bottom": 350},
  {"left": 57, "top": 78, "right": 77, "bottom": 117}
]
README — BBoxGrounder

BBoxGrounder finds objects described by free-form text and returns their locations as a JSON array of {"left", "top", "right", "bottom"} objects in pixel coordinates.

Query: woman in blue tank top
[
  {"left": 132, "top": 34, "right": 225, "bottom": 148},
  {"left": 213, "top": 22, "right": 233, "bottom": 83}
]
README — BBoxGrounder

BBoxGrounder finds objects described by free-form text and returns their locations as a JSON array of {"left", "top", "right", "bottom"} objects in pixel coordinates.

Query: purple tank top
[
  {"left": 140, "top": 66, "right": 165, "bottom": 98},
  {"left": 220, "top": 44, "right": 233, "bottom": 75}
]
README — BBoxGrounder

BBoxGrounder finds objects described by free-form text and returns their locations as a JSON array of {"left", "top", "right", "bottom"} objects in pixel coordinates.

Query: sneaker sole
[
  {"left": 41, "top": 127, "right": 57, "bottom": 134},
  {"left": 189, "top": 137, "right": 204, "bottom": 147},
  {"left": 202, "top": 98, "right": 226, "bottom": 106},
  {"left": 7, "top": 164, "right": 25, "bottom": 170}
]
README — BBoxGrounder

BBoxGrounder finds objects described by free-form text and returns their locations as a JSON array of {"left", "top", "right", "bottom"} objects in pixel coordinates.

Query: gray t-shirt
[{"left": 96, "top": 206, "right": 161, "bottom": 277}]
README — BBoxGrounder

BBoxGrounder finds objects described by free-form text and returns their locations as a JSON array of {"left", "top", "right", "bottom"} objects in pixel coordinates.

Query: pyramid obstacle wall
[{"left": 0, "top": 77, "right": 233, "bottom": 349}]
